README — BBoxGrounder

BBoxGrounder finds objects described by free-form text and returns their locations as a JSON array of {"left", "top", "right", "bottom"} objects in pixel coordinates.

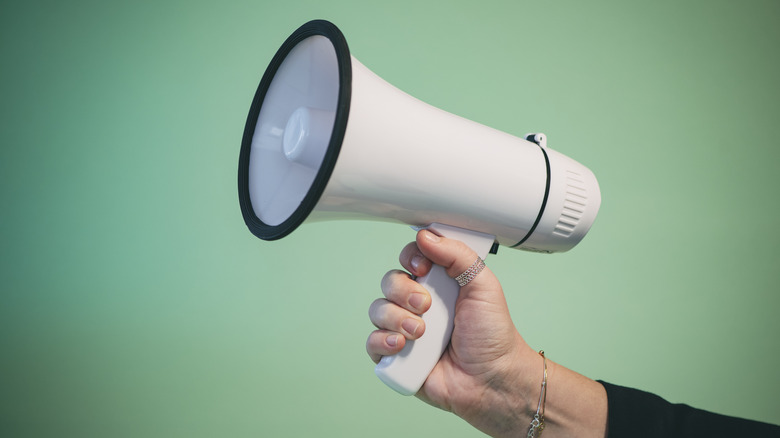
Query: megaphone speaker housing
[{"left": 239, "top": 20, "right": 599, "bottom": 253}]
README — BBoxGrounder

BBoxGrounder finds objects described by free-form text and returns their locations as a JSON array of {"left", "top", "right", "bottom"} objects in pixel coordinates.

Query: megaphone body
[{"left": 238, "top": 20, "right": 601, "bottom": 395}]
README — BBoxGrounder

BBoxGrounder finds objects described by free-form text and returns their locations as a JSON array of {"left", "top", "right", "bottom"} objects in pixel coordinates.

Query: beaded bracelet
[{"left": 526, "top": 350, "right": 547, "bottom": 438}]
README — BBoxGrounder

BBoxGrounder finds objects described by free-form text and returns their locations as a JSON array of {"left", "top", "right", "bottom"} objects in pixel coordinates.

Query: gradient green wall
[{"left": 2, "top": 1, "right": 778, "bottom": 436}]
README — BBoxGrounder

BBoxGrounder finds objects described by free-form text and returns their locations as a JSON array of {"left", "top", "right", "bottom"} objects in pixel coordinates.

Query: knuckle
[
  {"left": 380, "top": 270, "right": 407, "bottom": 294},
  {"left": 368, "top": 298, "right": 388, "bottom": 321},
  {"left": 398, "top": 242, "right": 420, "bottom": 266},
  {"left": 382, "top": 271, "right": 419, "bottom": 305},
  {"left": 445, "top": 246, "right": 479, "bottom": 278}
]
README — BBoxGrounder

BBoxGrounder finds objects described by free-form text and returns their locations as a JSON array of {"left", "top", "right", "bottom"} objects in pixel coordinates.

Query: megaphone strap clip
[{"left": 525, "top": 133, "right": 548, "bottom": 149}]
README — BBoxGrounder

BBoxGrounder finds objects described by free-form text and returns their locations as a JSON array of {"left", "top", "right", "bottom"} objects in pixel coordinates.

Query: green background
[{"left": 2, "top": 0, "right": 778, "bottom": 436}]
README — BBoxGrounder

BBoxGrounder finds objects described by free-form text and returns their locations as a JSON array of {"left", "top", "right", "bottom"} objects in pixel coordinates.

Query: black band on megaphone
[
  {"left": 238, "top": 20, "right": 352, "bottom": 241},
  {"left": 512, "top": 145, "right": 551, "bottom": 248}
]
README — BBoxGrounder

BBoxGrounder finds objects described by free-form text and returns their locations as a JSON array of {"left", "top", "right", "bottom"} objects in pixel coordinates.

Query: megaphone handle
[{"left": 374, "top": 223, "right": 496, "bottom": 396}]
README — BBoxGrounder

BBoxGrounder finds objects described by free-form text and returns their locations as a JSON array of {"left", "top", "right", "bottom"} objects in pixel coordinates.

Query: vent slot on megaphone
[{"left": 554, "top": 170, "right": 589, "bottom": 238}]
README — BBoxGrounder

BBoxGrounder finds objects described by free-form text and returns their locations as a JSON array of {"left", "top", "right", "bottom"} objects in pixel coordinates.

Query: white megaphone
[{"left": 238, "top": 20, "right": 601, "bottom": 396}]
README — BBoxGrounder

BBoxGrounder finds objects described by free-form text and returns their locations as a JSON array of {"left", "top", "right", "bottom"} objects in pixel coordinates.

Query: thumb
[{"left": 415, "top": 229, "right": 501, "bottom": 292}]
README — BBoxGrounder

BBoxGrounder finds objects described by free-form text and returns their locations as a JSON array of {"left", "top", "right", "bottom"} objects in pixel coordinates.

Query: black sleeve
[{"left": 598, "top": 381, "right": 780, "bottom": 438}]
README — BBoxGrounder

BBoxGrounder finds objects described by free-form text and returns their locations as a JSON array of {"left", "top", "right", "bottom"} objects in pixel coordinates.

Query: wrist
[
  {"left": 454, "top": 337, "right": 607, "bottom": 438},
  {"left": 452, "top": 334, "right": 544, "bottom": 438}
]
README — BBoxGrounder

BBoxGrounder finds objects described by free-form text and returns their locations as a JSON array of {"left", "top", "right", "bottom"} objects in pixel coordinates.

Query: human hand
[
  {"left": 366, "top": 229, "right": 541, "bottom": 436},
  {"left": 366, "top": 229, "right": 609, "bottom": 438}
]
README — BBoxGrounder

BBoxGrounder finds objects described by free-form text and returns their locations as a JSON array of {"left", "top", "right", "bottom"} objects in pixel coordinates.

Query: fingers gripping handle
[
  {"left": 374, "top": 223, "right": 496, "bottom": 396},
  {"left": 374, "top": 263, "right": 459, "bottom": 395}
]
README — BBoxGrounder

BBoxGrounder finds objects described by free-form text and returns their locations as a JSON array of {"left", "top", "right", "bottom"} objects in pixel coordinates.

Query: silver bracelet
[{"left": 526, "top": 350, "right": 547, "bottom": 438}]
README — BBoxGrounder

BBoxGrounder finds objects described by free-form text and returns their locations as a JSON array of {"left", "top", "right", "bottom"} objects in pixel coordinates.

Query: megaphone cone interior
[
  {"left": 239, "top": 21, "right": 351, "bottom": 240},
  {"left": 239, "top": 19, "right": 601, "bottom": 252}
]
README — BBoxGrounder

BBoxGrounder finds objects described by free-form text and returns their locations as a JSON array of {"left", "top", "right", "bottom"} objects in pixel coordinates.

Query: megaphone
[{"left": 238, "top": 20, "right": 601, "bottom": 396}]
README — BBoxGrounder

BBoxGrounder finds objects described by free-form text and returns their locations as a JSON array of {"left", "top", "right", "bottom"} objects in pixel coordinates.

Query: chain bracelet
[{"left": 526, "top": 351, "right": 547, "bottom": 437}]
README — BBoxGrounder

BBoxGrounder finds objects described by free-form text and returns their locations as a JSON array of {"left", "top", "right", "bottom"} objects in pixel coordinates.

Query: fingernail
[
  {"left": 422, "top": 230, "right": 441, "bottom": 243},
  {"left": 410, "top": 254, "right": 424, "bottom": 273},
  {"left": 402, "top": 319, "right": 420, "bottom": 337},
  {"left": 408, "top": 293, "right": 426, "bottom": 311},
  {"left": 386, "top": 334, "right": 399, "bottom": 347}
]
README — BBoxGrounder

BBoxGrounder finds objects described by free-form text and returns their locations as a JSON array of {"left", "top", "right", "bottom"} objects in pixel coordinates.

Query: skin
[{"left": 367, "top": 229, "right": 609, "bottom": 438}]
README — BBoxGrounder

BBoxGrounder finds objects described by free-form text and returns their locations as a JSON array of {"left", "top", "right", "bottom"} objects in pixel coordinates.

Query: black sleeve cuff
[{"left": 597, "top": 380, "right": 780, "bottom": 438}]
